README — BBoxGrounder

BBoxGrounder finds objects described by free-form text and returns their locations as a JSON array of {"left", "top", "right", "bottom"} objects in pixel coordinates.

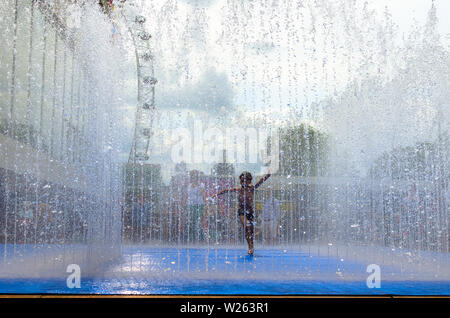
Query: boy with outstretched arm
[{"left": 209, "top": 171, "right": 271, "bottom": 255}]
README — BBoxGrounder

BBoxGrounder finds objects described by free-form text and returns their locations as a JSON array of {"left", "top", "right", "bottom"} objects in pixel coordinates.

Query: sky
[{"left": 372, "top": 0, "right": 450, "bottom": 37}]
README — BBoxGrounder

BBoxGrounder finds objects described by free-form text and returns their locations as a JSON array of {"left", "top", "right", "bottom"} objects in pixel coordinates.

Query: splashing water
[{"left": 0, "top": 0, "right": 448, "bottom": 294}]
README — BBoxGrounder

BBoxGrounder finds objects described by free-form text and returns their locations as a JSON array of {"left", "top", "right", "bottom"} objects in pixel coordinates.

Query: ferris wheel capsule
[
  {"left": 135, "top": 15, "right": 146, "bottom": 24},
  {"left": 143, "top": 102, "right": 154, "bottom": 110},
  {"left": 143, "top": 76, "right": 157, "bottom": 85},
  {"left": 138, "top": 31, "right": 151, "bottom": 40},
  {"left": 142, "top": 128, "right": 151, "bottom": 137},
  {"left": 141, "top": 52, "right": 153, "bottom": 61}
]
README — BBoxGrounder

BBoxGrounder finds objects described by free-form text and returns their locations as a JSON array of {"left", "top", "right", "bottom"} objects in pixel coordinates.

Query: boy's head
[{"left": 239, "top": 171, "right": 253, "bottom": 186}]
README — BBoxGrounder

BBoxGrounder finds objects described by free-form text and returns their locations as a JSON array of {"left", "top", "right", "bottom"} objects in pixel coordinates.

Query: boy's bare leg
[
  {"left": 240, "top": 215, "right": 254, "bottom": 254},
  {"left": 246, "top": 226, "right": 254, "bottom": 254}
]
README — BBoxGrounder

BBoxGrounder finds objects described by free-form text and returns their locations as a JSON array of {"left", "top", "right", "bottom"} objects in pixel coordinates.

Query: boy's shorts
[{"left": 238, "top": 209, "right": 254, "bottom": 226}]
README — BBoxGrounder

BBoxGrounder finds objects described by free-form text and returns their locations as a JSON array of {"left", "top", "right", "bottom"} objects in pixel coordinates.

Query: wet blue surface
[
  {"left": 0, "top": 247, "right": 449, "bottom": 295},
  {"left": 1, "top": 277, "right": 449, "bottom": 295}
]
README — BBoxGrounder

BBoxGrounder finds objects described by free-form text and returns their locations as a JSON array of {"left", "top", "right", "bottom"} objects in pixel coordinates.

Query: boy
[{"left": 210, "top": 171, "right": 271, "bottom": 255}]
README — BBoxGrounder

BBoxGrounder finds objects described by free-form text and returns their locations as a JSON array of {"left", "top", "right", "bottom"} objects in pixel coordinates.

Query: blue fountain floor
[{"left": 0, "top": 246, "right": 449, "bottom": 295}]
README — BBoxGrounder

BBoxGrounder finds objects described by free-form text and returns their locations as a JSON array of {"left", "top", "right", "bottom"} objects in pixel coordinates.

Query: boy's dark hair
[{"left": 239, "top": 171, "right": 252, "bottom": 182}]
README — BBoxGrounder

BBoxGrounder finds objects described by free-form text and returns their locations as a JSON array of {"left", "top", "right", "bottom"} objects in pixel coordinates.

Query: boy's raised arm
[{"left": 255, "top": 173, "right": 271, "bottom": 189}]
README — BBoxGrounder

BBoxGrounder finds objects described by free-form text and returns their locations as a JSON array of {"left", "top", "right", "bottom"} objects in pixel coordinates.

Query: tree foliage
[{"left": 277, "top": 124, "right": 329, "bottom": 177}]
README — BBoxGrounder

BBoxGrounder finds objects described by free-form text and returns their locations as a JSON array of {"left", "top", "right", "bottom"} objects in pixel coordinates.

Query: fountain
[
  {"left": 0, "top": 0, "right": 124, "bottom": 278},
  {"left": 0, "top": 0, "right": 448, "bottom": 295}
]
